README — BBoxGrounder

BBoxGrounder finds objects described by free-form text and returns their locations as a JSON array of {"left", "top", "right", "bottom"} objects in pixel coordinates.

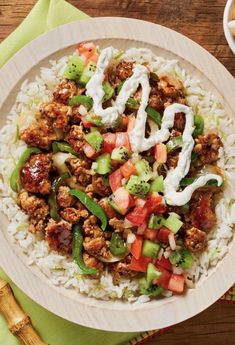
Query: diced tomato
[
  {"left": 145, "top": 193, "right": 163, "bottom": 213},
  {"left": 115, "top": 132, "right": 131, "bottom": 151},
  {"left": 129, "top": 255, "right": 152, "bottom": 272},
  {"left": 77, "top": 41, "right": 96, "bottom": 59},
  {"left": 83, "top": 143, "right": 97, "bottom": 159},
  {"left": 143, "top": 228, "right": 158, "bottom": 241},
  {"left": 127, "top": 116, "right": 136, "bottom": 133},
  {"left": 137, "top": 220, "right": 148, "bottom": 235},
  {"left": 112, "top": 187, "right": 134, "bottom": 215},
  {"left": 126, "top": 206, "right": 149, "bottom": 226},
  {"left": 102, "top": 133, "right": 116, "bottom": 154},
  {"left": 156, "top": 256, "right": 173, "bottom": 272},
  {"left": 153, "top": 203, "right": 167, "bottom": 214},
  {"left": 154, "top": 143, "right": 167, "bottom": 163},
  {"left": 130, "top": 235, "right": 143, "bottom": 260},
  {"left": 157, "top": 227, "right": 172, "bottom": 243},
  {"left": 86, "top": 53, "right": 99, "bottom": 65},
  {"left": 109, "top": 169, "right": 123, "bottom": 192},
  {"left": 154, "top": 266, "right": 171, "bottom": 289},
  {"left": 120, "top": 160, "right": 137, "bottom": 179},
  {"left": 81, "top": 116, "right": 92, "bottom": 128},
  {"left": 168, "top": 274, "right": 185, "bottom": 293}
]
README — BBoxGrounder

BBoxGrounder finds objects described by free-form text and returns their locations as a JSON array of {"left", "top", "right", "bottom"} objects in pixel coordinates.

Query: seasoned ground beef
[
  {"left": 194, "top": 132, "right": 223, "bottom": 164},
  {"left": 53, "top": 79, "right": 77, "bottom": 104},
  {"left": 184, "top": 227, "right": 207, "bottom": 252},
  {"left": 21, "top": 153, "right": 52, "bottom": 194},
  {"left": 46, "top": 219, "right": 72, "bottom": 254}
]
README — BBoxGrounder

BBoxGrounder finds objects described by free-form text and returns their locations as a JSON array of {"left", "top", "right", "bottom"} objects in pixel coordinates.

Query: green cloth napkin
[{"left": 0, "top": 1, "right": 152, "bottom": 344}]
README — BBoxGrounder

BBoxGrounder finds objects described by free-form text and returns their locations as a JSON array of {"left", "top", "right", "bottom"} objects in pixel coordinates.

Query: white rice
[{"left": 0, "top": 47, "right": 234, "bottom": 302}]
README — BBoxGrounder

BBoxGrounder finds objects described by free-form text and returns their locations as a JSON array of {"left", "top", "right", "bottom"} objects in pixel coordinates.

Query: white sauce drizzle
[{"left": 86, "top": 47, "right": 223, "bottom": 206}]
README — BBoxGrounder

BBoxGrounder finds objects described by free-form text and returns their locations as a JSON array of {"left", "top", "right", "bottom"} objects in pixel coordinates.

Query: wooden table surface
[{"left": 0, "top": 1, "right": 235, "bottom": 345}]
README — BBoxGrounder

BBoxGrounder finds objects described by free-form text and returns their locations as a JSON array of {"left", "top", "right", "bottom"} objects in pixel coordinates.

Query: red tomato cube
[
  {"left": 168, "top": 274, "right": 185, "bottom": 293},
  {"left": 120, "top": 160, "right": 137, "bottom": 179},
  {"left": 157, "top": 227, "right": 172, "bottom": 243},
  {"left": 83, "top": 143, "right": 97, "bottom": 159},
  {"left": 115, "top": 132, "right": 131, "bottom": 151},
  {"left": 112, "top": 187, "right": 133, "bottom": 215},
  {"left": 130, "top": 255, "right": 152, "bottom": 272},
  {"left": 109, "top": 169, "right": 123, "bottom": 192},
  {"left": 154, "top": 266, "right": 171, "bottom": 289},
  {"left": 156, "top": 256, "right": 173, "bottom": 272},
  {"left": 154, "top": 143, "right": 167, "bottom": 163},
  {"left": 130, "top": 235, "right": 143, "bottom": 260},
  {"left": 126, "top": 206, "right": 149, "bottom": 226},
  {"left": 102, "top": 133, "right": 116, "bottom": 154}
]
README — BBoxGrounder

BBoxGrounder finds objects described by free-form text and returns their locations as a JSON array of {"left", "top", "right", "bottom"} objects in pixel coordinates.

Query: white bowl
[
  {"left": 223, "top": 0, "right": 235, "bottom": 54},
  {"left": 0, "top": 17, "right": 235, "bottom": 332}
]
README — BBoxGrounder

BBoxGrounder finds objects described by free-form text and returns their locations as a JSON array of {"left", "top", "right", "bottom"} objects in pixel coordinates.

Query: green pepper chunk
[
  {"left": 85, "top": 113, "right": 103, "bottom": 126},
  {"left": 103, "top": 81, "right": 114, "bottom": 102},
  {"left": 126, "top": 98, "right": 139, "bottom": 110},
  {"left": 10, "top": 147, "right": 41, "bottom": 192},
  {"left": 69, "top": 189, "right": 108, "bottom": 230},
  {"left": 146, "top": 106, "right": 162, "bottom": 127},
  {"left": 68, "top": 95, "right": 93, "bottom": 110},
  {"left": 72, "top": 224, "right": 97, "bottom": 275},
  {"left": 48, "top": 173, "right": 70, "bottom": 221},
  {"left": 180, "top": 177, "right": 196, "bottom": 187},
  {"left": 52, "top": 141, "right": 78, "bottom": 155},
  {"left": 193, "top": 114, "right": 204, "bottom": 138},
  {"left": 166, "top": 136, "right": 183, "bottom": 153},
  {"left": 109, "top": 233, "right": 127, "bottom": 256},
  {"left": 116, "top": 80, "right": 125, "bottom": 95}
]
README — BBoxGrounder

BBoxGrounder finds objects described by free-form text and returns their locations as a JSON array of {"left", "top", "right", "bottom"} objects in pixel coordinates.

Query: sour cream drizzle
[{"left": 86, "top": 47, "right": 223, "bottom": 206}]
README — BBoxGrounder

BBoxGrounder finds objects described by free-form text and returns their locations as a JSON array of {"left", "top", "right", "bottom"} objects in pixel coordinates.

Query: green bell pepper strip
[
  {"left": 166, "top": 136, "right": 183, "bottom": 153},
  {"left": 103, "top": 81, "right": 114, "bottom": 102},
  {"left": 116, "top": 80, "right": 125, "bottom": 95},
  {"left": 126, "top": 98, "right": 139, "bottom": 110},
  {"left": 146, "top": 106, "right": 162, "bottom": 127},
  {"left": 68, "top": 95, "right": 93, "bottom": 110},
  {"left": 48, "top": 172, "right": 70, "bottom": 221},
  {"left": 69, "top": 189, "right": 108, "bottom": 231},
  {"left": 72, "top": 224, "right": 97, "bottom": 275},
  {"left": 10, "top": 147, "right": 41, "bottom": 192},
  {"left": 109, "top": 233, "right": 127, "bottom": 256},
  {"left": 180, "top": 177, "right": 223, "bottom": 188},
  {"left": 193, "top": 114, "right": 204, "bottom": 138},
  {"left": 52, "top": 141, "right": 78, "bottom": 155}
]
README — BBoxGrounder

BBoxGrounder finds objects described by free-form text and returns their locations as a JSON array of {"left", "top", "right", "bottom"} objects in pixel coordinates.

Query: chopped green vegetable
[
  {"left": 113, "top": 49, "right": 124, "bottom": 59},
  {"left": 126, "top": 98, "right": 139, "bottom": 110},
  {"left": 116, "top": 80, "right": 125, "bottom": 94},
  {"left": 181, "top": 203, "right": 190, "bottom": 214},
  {"left": 52, "top": 141, "right": 78, "bottom": 155},
  {"left": 95, "top": 153, "right": 112, "bottom": 175},
  {"left": 86, "top": 113, "right": 102, "bottom": 126},
  {"left": 206, "top": 179, "right": 222, "bottom": 186},
  {"left": 166, "top": 136, "right": 183, "bottom": 153},
  {"left": 109, "top": 232, "right": 127, "bottom": 256},
  {"left": 72, "top": 224, "right": 97, "bottom": 275},
  {"left": 69, "top": 189, "right": 108, "bottom": 230},
  {"left": 64, "top": 56, "right": 85, "bottom": 81},
  {"left": 193, "top": 114, "right": 204, "bottom": 138},
  {"left": 150, "top": 175, "right": 164, "bottom": 193},
  {"left": 169, "top": 249, "right": 194, "bottom": 269},
  {"left": 135, "top": 159, "right": 153, "bottom": 182},
  {"left": 148, "top": 214, "right": 164, "bottom": 229},
  {"left": 142, "top": 240, "right": 161, "bottom": 259},
  {"left": 191, "top": 152, "right": 198, "bottom": 162},
  {"left": 163, "top": 214, "right": 183, "bottom": 233},
  {"left": 102, "top": 175, "right": 110, "bottom": 187},
  {"left": 103, "top": 81, "right": 114, "bottom": 102},
  {"left": 48, "top": 172, "right": 70, "bottom": 221},
  {"left": 79, "top": 61, "right": 97, "bottom": 85},
  {"left": 68, "top": 95, "right": 93, "bottom": 110},
  {"left": 85, "top": 130, "right": 103, "bottom": 151},
  {"left": 10, "top": 147, "right": 41, "bottom": 192},
  {"left": 139, "top": 277, "right": 164, "bottom": 296},
  {"left": 111, "top": 146, "right": 130, "bottom": 162},
  {"left": 126, "top": 175, "right": 150, "bottom": 197},
  {"left": 180, "top": 177, "right": 195, "bottom": 187},
  {"left": 146, "top": 263, "right": 162, "bottom": 284},
  {"left": 146, "top": 106, "right": 162, "bottom": 127}
]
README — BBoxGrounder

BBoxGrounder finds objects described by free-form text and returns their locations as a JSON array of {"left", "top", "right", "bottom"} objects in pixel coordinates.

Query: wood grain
[{"left": 0, "top": 2, "right": 235, "bottom": 345}]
